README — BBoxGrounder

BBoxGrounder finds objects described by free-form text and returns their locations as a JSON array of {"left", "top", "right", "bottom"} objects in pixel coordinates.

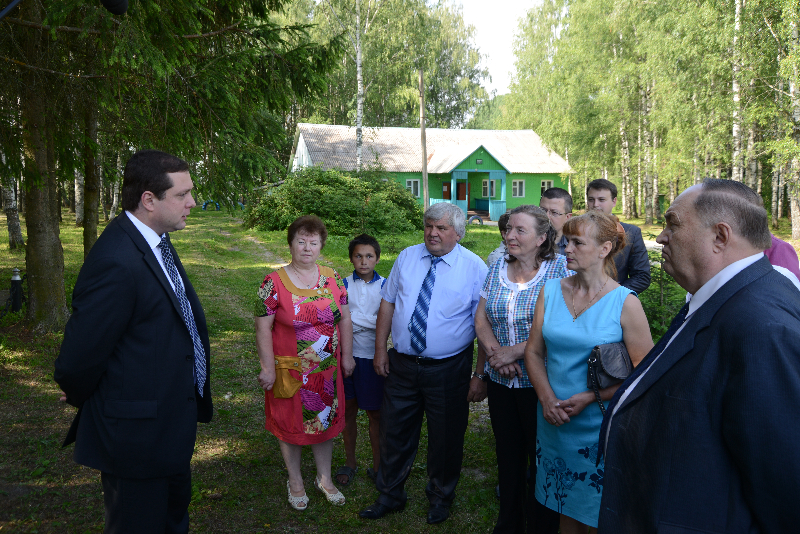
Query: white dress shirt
[
  {"left": 343, "top": 271, "right": 385, "bottom": 360},
  {"left": 381, "top": 243, "right": 488, "bottom": 358},
  {"left": 126, "top": 211, "right": 183, "bottom": 295}
]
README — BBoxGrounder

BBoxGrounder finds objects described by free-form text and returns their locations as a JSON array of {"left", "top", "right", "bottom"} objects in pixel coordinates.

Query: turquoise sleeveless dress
[{"left": 535, "top": 278, "right": 634, "bottom": 527}]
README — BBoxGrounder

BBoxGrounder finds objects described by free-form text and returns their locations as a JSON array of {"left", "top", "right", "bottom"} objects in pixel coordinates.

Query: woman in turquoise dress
[{"left": 524, "top": 211, "right": 653, "bottom": 533}]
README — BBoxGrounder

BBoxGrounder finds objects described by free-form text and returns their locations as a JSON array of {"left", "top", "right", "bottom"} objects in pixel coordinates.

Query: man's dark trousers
[
  {"left": 102, "top": 469, "right": 191, "bottom": 533},
  {"left": 376, "top": 345, "right": 473, "bottom": 508}
]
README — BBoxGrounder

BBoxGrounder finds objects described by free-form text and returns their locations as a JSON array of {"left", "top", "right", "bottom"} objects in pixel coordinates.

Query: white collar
[
  {"left": 126, "top": 211, "right": 165, "bottom": 252},
  {"left": 687, "top": 253, "right": 763, "bottom": 317}
]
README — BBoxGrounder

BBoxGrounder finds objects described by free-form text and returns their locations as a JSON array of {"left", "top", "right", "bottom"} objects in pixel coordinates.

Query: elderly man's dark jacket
[
  {"left": 599, "top": 257, "right": 800, "bottom": 533},
  {"left": 55, "top": 212, "right": 213, "bottom": 479}
]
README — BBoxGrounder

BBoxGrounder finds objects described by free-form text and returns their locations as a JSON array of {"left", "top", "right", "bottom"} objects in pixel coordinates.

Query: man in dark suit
[
  {"left": 586, "top": 179, "right": 651, "bottom": 293},
  {"left": 599, "top": 179, "right": 800, "bottom": 533},
  {"left": 55, "top": 150, "right": 213, "bottom": 534}
]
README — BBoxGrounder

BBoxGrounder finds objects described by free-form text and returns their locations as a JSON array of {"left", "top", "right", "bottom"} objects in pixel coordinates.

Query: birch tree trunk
[
  {"left": 109, "top": 180, "right": 120, "bottom": 220},
  {"left": 83, "top": 104, "right": 100, "bottom": 257},
  {"left": 779, "top": 164, "right": 786, "bottom": 219},
  {"left": 791, "top": 19, "right": 800, "bottom": 239},
  {"left": 792, "top": 181, "right": 800, "bottom": 240},
  {"left": 637, "top": 101, "right": 642, "bottom": 219},
  {"left": 693, "top": 138, "right": 700, "bottom": 185},
  {"left": 772, "top": 163, "right": 780, "bottom": 228},
  {"left": 652, "top": 133, "right": 659, "bottom": 221},
  {"left": 355, "top": 0, "right": 363, "bottom": 171},
  {"left": 756, "top": 160, "right": 762, "bottom": 196},
  {"left": 731, "top": 0, "right": 744, "bottom": 182},
  {"left": 2, "top": 179, "right": 25, "bottom": 250},
  {"left": 642, "top": 86, "right": 653, "bottom": 225},
  {"left": 745, "top": 124, "right": 757, "bottom": 190},
  {"left": 74, "top": 167, "right": 84, "bottom": 227},
  {"left": 620, "top": 121, "right": 631, "bottom": 219}
]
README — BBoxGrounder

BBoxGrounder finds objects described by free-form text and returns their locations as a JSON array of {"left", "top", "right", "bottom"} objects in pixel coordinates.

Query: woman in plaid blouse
[{"left": 475, "top": 205, "right": 570, "bottom": 534}]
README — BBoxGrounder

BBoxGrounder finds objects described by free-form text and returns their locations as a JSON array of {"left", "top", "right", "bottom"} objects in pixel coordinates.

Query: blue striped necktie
[
  {"left": 159, "top": 236, "right": 207, "bottom": 396},
  {"left": 408, "top": 256, "right": 443, "bottom": 354}
]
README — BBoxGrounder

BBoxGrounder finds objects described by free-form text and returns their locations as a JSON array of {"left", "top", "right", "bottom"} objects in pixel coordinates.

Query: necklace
[
  {"left": 570, "top": 277, "right": 609, "bottom": 321},
  {"left": 290, "top": 263, "right": 316, "bottom": 289}
]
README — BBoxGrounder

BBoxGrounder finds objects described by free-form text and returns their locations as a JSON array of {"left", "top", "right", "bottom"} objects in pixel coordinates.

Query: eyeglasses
[{"left": 543, "top": 209, "right": 568, "bottom": 217}]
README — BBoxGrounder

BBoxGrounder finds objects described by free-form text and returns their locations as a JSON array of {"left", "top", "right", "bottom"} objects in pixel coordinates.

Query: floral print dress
[
  {"left": 535, "top": 279, "right": 633, "bottom": 527},
  {"left": 256, "top": 266, "right": 347, "bottom": 445}
]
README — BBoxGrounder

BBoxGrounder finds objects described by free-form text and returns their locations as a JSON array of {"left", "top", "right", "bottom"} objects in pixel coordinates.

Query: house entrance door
[{"left": 456, "top": 182, "right": 468, "bottom": 200}]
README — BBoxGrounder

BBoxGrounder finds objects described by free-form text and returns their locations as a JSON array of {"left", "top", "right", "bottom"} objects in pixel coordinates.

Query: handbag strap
[{"left": 589, "top": 364, "right": 607, "bottom": 415}]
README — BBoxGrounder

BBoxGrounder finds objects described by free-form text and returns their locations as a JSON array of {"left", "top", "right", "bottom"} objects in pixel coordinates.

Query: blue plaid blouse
[{"left": 480, "top": 255, "right": 570, "bottom": 388}]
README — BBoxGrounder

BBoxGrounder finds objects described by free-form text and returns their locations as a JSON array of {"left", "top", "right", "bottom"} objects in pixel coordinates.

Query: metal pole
[
  {"left": 11, "top": 267, "right": 22, "bottom": 312},
  {"left": 419, "top": 69, "right": 429, "bottom": 209}
]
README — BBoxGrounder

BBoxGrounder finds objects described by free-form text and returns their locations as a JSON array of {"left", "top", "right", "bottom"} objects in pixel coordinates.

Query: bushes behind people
[{"left": 246, "top": 167, "right": 424, "bottom": 236}]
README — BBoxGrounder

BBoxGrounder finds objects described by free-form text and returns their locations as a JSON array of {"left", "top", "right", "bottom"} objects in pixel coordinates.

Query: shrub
[
  {"left": 245, "top": 167, "right": 424, "bottom": 236},
  {"left": 639, "top": 250, "right": 687, "bottom": 339}
]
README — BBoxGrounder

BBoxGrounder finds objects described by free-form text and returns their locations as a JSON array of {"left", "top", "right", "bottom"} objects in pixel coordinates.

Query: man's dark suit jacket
[
  {"left": 599, "top": 257, "right": 800, "bottom": 533},
  {"left": 615, "top": 222, "right": 651, "bottom": 294},
  {"left": 55, "top": 212, "right": 213, "bottom": 480}
]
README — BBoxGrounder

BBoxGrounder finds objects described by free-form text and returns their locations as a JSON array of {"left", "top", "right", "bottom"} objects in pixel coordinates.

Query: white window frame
[
  {"left": 512, "top": 180, "right": 525, "bottom": 198},
  {"left": 541, "top": 180, "right": 554, "bottom": 197},
  {"left": 482, "top": 179, "right": 496, "bottom": 198},
  {"left": 406, "top": 179, "right": 420, "bottom": 198}
]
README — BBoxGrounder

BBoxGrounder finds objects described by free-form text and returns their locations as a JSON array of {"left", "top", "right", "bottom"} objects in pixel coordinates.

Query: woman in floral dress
[{"left": 255, "top": 215, "right": 355, "bottom": 510}]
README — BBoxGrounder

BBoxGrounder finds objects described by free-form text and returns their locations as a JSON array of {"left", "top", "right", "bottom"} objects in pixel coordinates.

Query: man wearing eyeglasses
[{"left": 539, "top": 187, "right": 573, "bottom": 255}]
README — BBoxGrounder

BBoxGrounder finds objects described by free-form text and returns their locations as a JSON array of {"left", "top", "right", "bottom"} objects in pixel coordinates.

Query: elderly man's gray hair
[
  {"left": 424, "top": 203, "right": 467, "bottom": 239},
  {"left": 696, "top": 179, "right": 772, "bottom": 250}
]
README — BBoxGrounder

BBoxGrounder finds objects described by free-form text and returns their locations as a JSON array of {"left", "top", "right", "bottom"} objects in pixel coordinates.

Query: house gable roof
[
  {"left": 293, "top": 124, "right": 572, "bottom": 174},
  {"left": 449, "top": 145, "right": 509, "bottom": 173}
]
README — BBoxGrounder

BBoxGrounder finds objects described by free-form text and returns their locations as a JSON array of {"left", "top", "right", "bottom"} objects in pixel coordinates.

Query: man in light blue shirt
[{"left": 359, "top": 203, "right": 488, "bottom": 525}]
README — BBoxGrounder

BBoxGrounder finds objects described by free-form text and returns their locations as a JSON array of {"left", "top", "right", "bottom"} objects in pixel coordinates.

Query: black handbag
[{"left": 587, "top": 342, "right": 633, "bottom": 415}]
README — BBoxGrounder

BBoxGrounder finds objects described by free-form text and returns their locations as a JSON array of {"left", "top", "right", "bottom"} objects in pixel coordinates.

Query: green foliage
[
  {"left": 638, "top": 251, "right": 687, "bottom": 339},
  {"left": 465, "top": 94, "right": 509, "bottom": 130},
  {"left": 501, "top": 0, "right": 800, "bottom": 228},
  {"left": 245, "top": 167, "right": 424, "bottom": 236},
  {"left": 277, "top": 0, "right": 489, "bottom": 129}
]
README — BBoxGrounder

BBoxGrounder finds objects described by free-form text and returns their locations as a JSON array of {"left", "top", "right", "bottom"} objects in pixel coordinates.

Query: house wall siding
[{"left": 391, "top": 171, "right": 569, "bottom": 212}]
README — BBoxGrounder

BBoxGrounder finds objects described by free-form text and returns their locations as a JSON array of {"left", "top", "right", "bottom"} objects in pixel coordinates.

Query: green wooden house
[{"left": 290, "top": 124, "right": 573, "bottom": 221}]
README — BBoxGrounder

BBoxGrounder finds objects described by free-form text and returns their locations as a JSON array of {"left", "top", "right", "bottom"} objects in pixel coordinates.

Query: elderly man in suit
[
  {"left": 55, "top": 150, "right": 212, "bottom": 534},
  {"left": 586, "top": 179, "right": 651, "bottom": 293},
  {"left": 359, "top": 202, "right": 488, "bottom": 525},
  {"left": 598, "top": 179, "right": 800, "bottom": 533}
]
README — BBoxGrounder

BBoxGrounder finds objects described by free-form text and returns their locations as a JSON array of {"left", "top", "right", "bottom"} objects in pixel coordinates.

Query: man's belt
[{"left": 393, "top": 345, "right": 471, "bottom": 366}]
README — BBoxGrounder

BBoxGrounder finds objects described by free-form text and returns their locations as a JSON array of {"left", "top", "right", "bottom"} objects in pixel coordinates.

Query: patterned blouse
[{"left": 480, "top": 255, "right": 570, "bottom": 388}]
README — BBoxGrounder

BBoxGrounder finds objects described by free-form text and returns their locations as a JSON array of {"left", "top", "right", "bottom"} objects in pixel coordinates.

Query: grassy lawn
[
  {"left": 1, "top": 208, "right": 796, "bottom": 533},
  {"left": 0, "top": 210, "right": 501, "bottom": 533}
]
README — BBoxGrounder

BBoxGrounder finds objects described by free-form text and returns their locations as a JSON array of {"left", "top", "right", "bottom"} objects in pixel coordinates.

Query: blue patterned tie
[
  {"left": 159, "top": 236, "right": 207, "bottom": 396},
  {"left": 408, "top": 256, "right": 443, "bottom": 354}
]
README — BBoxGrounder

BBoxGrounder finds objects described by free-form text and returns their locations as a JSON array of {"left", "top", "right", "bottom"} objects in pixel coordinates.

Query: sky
[{"left": 456, "top": 0, "right": 538, "bottom": 96}]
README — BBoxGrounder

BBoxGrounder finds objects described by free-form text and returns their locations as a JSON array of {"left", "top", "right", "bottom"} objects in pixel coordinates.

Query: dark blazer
[
  {"left": 615, "top": 222, "right": 651, "bottom": 294},
  {"left": 55, "top": 212, "right": 213, "bottom": 479},
  {"left": 599, "top": 257, "right": 800, "bottom": 533}
]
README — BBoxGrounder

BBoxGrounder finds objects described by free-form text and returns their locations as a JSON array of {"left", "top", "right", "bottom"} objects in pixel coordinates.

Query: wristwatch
[{"left": 472, "top": 372, "right": 488, "bottom": 382}]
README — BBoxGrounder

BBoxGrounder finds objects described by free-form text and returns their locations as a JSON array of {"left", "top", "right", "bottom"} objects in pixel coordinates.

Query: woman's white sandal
[
  {"left": 287, "top": 480, "right": 309, "bottom": 510},
  {"left": 314, "top": 476, "right": 345, "bottom": 505}
]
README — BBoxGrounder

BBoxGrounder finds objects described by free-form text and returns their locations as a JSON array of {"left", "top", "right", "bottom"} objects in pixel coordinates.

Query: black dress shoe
[
  {"left": 426, "top": 504, "right": 450, "bottom": 524},
  {"left": 359, "top": 501, "right": 405, "bottom": 519}
]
